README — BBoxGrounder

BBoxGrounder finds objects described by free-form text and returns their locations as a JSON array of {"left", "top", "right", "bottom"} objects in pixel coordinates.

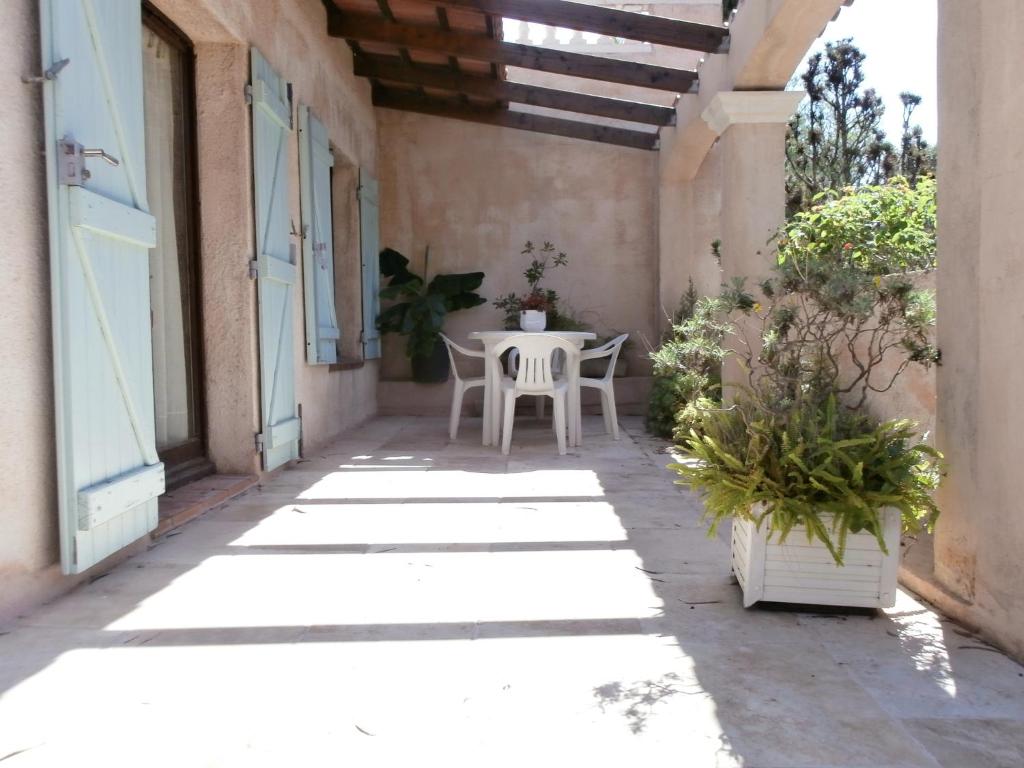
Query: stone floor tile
[
  {"left": 902, "top": 718, "right": 1024, "bottom": 768},
  {"left": 0, "top": 415, "right": 1017, "bottom": 767}
]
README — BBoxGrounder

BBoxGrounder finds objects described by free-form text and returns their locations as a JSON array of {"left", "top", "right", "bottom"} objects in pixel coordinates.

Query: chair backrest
[
  {"left": 494, "top": 334, "right": 580, "bottom": 394},
  {"left": 507, "top": 347, "right": 566, "bottom": 378},
  {"left": 439, "top": 333, "right": 483, "bottom": 382},
  {"left": 582, "top": 333, "right": 629, "bottom": 381}
]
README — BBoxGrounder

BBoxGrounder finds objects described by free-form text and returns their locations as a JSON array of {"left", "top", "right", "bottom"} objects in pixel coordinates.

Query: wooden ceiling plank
[
  {"left": 329, "top": 12, "right": 698, "bottom": 93},
  {"left": 372, "top": 86, "right": 658, "bottom": 149},
  {"left": 356, "top": 56, "right": 675, "bottom": 125},
  {"left": 417, "top": 0, "right": 729, "bottom": 53}
]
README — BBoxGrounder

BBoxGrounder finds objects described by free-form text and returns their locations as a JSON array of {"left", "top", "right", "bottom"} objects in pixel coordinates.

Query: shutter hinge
[
  {"left": 255, "top": 433, "right": 265, "bottom": 452},
  {"left": 248, "top": 259, "right": 259, "bottom": 279},
  {"left": 244, "top": 84, "right": 253, "bottom": 105}
]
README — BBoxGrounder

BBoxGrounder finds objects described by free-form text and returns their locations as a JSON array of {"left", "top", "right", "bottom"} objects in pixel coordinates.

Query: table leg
[
  {"left": 490, "top": 353, "right": 503, "bottom": 447},
  {"left": 481, "top": 344, "right": 493, "bottom": 446}
]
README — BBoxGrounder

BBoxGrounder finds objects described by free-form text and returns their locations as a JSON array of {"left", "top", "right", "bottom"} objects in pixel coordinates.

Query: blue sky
[{"left": 800, "top": 0, "right": 938, "bottom": 143}]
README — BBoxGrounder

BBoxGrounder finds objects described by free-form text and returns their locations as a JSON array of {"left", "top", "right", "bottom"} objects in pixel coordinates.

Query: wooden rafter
[
  {"left": 356, "top": 56, "right": 675, "bottom": 125},
  {"left": 415, "top": 0, "right": 730, "bottom": 53},
  {"left": 373, "top": 86, "right": 659, "bottom": 149},
  {"left": 328, "top": 11, "right": 698, "bottom": 93}
]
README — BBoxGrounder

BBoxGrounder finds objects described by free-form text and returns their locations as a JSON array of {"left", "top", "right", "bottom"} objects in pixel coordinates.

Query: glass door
[{"left": 143, "top": 6, "right": 209, "bottom": 485}]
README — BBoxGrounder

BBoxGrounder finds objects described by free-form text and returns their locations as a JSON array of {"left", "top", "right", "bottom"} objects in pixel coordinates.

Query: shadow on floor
[{"left": 1, "top": 416, "right": 1022, "bottom": 767}]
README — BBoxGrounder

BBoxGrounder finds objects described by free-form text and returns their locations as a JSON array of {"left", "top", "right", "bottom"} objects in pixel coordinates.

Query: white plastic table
[{"left": 468, "top": 330, "right": 596, "bottom": 448}]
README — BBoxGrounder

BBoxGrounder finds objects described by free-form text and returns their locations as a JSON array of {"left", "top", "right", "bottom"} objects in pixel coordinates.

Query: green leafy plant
[
  {"left": 493, "top": 241, "right": 570, "bottom": 330},
  {"left": 672, "top": 396, "right": 942, "bottom": 564},
  {"left": 376, "top": 247, "right": 486, "bottom": 359},
  {"left": 779, "top": 177, "right": 936, "bottom": 276},
  {"left": 646, "top": 278, "right": 728, "bottom": 438},
  {"left": 670, "top": 197, "right": 942, "bottom": 563}
]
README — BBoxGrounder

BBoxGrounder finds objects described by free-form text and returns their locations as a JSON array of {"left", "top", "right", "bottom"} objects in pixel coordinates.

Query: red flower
[{"left": 843, "top": 242, "right": 854, "bottom": 250}]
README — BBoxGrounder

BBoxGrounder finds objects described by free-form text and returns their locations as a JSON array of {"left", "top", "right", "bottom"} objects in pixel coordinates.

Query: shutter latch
[
  {"left": 248, "top": 259, "right": 259, "bottom": 279},
  {"left": 255, "top": 433, "right": 265, "bottom": 453},
  {"left": 22, "top": 57, "right": 70, "bottom": 84},
  {"left": 244, "top": 84, "right": 253, "bottom": 105}
]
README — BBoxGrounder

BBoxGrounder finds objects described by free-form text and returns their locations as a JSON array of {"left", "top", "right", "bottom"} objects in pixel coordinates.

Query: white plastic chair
[
  {"left": 494, "top": 335, "right": 580, "bottom": 456},
  {"left": 507, "top": 347, "right": 566, "bottom": 420},
  {"left": 439, "top": 333, "right": 486, "bottom": 440},
  {"left": 578, "top": 333, "right": 629, "bottom": 441}
]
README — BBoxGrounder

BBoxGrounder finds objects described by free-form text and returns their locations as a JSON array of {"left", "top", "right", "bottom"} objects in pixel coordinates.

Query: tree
[
  {"left": 897, "top": 92, "right": 937, "bottom": 185},
  {"left": 785, "top": 39, "right": 935, "bottom": 213},
  {"left": 786, "top": 40, "right": 891, "bottom": 212}
]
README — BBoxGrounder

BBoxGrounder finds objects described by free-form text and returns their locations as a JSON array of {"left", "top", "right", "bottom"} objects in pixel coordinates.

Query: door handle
[{"left": 81, "top": 148, "right": 119, "bottom": 166}]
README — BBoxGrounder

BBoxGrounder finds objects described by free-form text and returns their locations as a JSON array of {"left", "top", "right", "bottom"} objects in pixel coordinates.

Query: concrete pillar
[
  {"left": 931, "top": 0, "right": 1024, "bottom": 657},
  {"left": 699, "top": 91, "right": 804, "bottom": 390}
]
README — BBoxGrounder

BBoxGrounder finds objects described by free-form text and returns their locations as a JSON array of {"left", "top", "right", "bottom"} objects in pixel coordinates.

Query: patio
[{"left": 2, "top": 416, "right": 1022, "bottom": 767}]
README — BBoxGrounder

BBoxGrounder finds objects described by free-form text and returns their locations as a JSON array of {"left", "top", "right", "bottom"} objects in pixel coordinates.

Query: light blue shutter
[
  {"left": 298, "top": 106, "right": 339, "bottom": 364},
  {"left": 41, "top": 0, "right": 163, "bottom": 573},
  {"left": 251, "top": 49, "right": 300, "bottom": 470},
  {"left": 358, "top": 170, "right": 381, "bottom": 359}
]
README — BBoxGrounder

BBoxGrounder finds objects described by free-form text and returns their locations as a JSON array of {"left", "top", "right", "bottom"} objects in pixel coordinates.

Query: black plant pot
[{"left": 411, "top": 338, "right": 450, "bottom": 383}]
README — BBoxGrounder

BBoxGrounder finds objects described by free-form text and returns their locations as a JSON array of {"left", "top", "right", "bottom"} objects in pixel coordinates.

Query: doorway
[{"left": 142, "top": 5, "right": 210, "bottom": 488}]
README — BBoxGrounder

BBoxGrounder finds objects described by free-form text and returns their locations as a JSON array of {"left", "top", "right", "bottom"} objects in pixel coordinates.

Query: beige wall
[
  {"left": 375, "top": 108, "right": 660, "bottom": 381},
  {"left": 658, "top": 141, "right": 724, "bottom": 321},
  {"left": 0, "top": 0, "right": 378, "bottom": 621},
  {"left": 150, "top": 0, "right": 380, "bottom": 463},
  {"left": 927, "top": 0, "right": 1024, "bottom": 658},
  {"left": 0, "top": 0, "right": 61, "bottom": 622}
]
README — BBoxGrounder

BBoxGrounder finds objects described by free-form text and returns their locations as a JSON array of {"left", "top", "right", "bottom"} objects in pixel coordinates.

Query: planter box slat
[
  {"left": 765, "top": 573, "right": 883, "bottom": 589},
  {"left": 765, "top": 548, "right": 884, "bottom": 567},
  {"left": 764, "top": 568, "right": 881, "bottom": 584}
]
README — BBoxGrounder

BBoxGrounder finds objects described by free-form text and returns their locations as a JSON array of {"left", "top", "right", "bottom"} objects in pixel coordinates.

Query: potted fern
[{"left": 672, "top": 182, "right": 943, "bottom": 609}]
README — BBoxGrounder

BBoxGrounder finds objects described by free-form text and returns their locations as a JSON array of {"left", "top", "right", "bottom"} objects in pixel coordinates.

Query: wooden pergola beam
[
  {"left": 356, "top": 56, "right": 676, "bottom": 126},
  {"left": 329, "top": 12, "right": 698, "bottom": 93},
  {"left": 372, "top": 86, "right": 659, "bottom": 150},
  {"left": 417, "top": 0, "right": 729, "bottom": 53}
]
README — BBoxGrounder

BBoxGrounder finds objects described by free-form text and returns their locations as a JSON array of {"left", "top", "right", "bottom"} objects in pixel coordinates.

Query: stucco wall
[
  {"left": 0, "top": 0, "right": 378, "bottom": 621},
  {"left": 375, "top": 108, "right": 660, "bottom": 383},
  {"left": 0, "top": 0, "right": 61, "bottom": 621},
  {"left": 928, "top": 0, "right": 1024, "bottom": 658},
  {"left": 150, "top": 0, "right": 380, "bottom": 461}
]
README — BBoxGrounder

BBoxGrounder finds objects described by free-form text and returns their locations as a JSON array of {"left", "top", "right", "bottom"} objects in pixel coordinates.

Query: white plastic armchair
[
  {"left": 507, "top": 347, "right": 567, "bottom": 420},
  {"left": 439, "top": 333, "right": 486, "bottom": 439},
  {"left": 493, "top": 334, "right": 580, "bottom": 456},
  {"left": 579, "top": 333, "right": 629, "bottom": 440}
]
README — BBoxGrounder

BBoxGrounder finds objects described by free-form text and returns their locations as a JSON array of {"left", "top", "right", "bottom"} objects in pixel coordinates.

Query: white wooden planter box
[{"left": 731, "top": 507, "right": 901, "bottom": 609}]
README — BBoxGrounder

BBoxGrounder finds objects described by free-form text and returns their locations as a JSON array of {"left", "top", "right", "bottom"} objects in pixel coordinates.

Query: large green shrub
[
  {"left": 670, "top": 180, "right": 942, "bottom": 563},
  {"left": 646, "top": 280, "right": 730, "bottom": 438},
  {"left": 779, "top": 177, "right": 936, "bottom": 276},
  {"left": 377, "top": 248, "right": 486, "bottom": 359}
]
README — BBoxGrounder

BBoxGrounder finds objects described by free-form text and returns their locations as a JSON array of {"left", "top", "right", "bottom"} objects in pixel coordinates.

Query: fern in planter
[
  {"left": 671, "top": 182, "right": 943, "bottom": 571},
  {"left": 672, "top": 397, "right": 942, "bottom": 564}
]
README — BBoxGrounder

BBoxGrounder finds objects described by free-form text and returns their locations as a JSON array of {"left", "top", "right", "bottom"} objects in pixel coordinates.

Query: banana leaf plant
[{"left": 376, "top": 247, "right": 486, "bottom": 359}]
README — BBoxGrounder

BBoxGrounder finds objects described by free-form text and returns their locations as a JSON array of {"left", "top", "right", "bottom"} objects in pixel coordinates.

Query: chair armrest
[{"left": 440, "top": 333, "right": 485, "bottom": 359}]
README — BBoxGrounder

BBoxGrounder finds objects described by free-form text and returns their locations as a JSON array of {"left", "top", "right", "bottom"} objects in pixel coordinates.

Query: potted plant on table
[
  {"left": 376, "top": 247, "right": 486, "bottom": 383},
  {"left": 671, "top": 207, "right": 943, "bottom": 609},
  {"left": 493, "top": 241, "right": 569, "bottom": 332}
]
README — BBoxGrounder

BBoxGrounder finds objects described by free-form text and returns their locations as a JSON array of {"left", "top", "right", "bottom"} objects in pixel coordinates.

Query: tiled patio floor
[{"left": 2, "top": 416, "right": 1023, "bottom": 767}]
